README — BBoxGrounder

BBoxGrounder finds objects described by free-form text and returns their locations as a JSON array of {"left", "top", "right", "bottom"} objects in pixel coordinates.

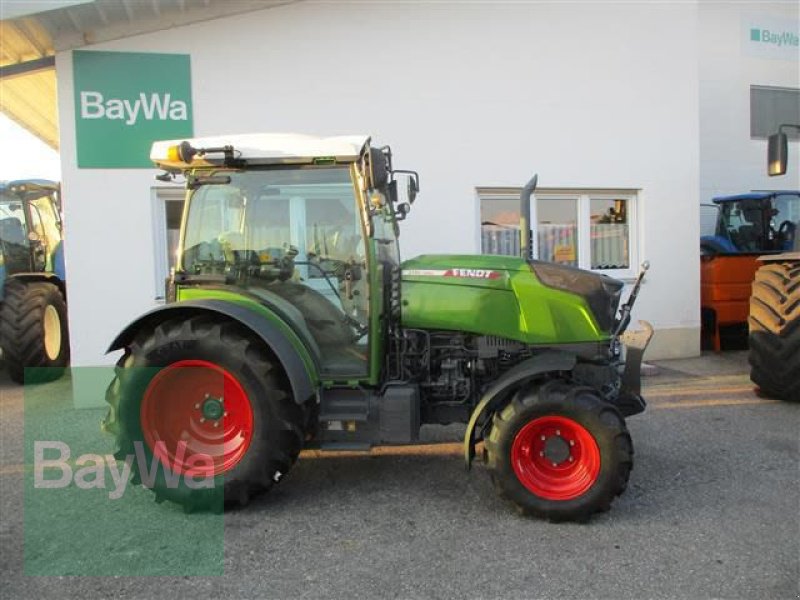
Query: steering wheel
[{"left": 776, "top": 220, "right": 796, "bottom": 248}]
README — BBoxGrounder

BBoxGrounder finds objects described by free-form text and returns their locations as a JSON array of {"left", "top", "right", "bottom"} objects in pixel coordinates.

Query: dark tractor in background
[
  {"left": 747, "top": 126, "right": 800, "bottom": 402},
  {"left": 0, "top": 180, "right": 69, "bottom": 383},
  {"left": 700, "top": 191, "right": 799, "bottom": 351}
]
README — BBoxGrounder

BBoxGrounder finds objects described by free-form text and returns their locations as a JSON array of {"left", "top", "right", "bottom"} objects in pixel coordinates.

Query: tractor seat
[
  {"left": 734, "top": 225, "right": 759, "bottom": 251},
  {"left": 0, "top": 217, "right": 26, "bottom": 246}
]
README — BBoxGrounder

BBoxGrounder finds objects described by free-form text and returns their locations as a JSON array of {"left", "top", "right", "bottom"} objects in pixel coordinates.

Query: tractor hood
[{"left": 400, "top": 255, "right": 624, "bottom": 344}]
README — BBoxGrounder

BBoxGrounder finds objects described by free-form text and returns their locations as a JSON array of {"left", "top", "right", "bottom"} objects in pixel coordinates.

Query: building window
[
  {"left": 479, "top": 189, "right": 638, "bottom": 278},
  {"left": 151, "top": 186, "right": 185, "bottom": 300},
  {"left": 750, "top": 85, "right": 800, "bottom": 140}
]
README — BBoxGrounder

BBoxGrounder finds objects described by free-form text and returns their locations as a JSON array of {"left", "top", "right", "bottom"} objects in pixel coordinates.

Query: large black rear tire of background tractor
[
  {"left": 748, "top": 260, "right": 800, "bottom": 402},
  {"left": 0, "top": 279, "right": 69, "bottom": 384},
  {"left": 484, "top": 380, "right": 633, "bottom": 522},
  {"left": 104, "top": 315, "right": 308, "bottom": 511}
]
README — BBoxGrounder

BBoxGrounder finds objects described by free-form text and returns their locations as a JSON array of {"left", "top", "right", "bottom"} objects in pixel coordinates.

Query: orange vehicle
[{"left": 700, "top": 191, "right": 799, "bottom": 351}]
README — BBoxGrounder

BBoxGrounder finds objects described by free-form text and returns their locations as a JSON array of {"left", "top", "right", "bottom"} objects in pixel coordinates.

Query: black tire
[
  {"left": 103, "top": 314, "right": 307, "bottom": 511},
  {"left": 748, "top": 260, "right": 800, "bottom": 402},
  {"left": 0, "top": 279, "right": 69, "bottom": 384},
  {"left": 484, "top": 380, "right": 633, "bottom": 522}
]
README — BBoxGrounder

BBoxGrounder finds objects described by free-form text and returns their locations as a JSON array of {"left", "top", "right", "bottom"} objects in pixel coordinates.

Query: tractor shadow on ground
[
  {"left": 228, "top": 447, "right": 656, "bottom": 526},
  {"left": 245, "top": 450, "right": 491, "bottom": 514}
]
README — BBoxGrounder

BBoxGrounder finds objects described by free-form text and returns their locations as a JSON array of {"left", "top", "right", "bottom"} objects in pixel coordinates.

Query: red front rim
[
  {"left": 511, "top": 415, "right": 601, "bottom": 501},
  {"left": 140, "top": 360, "right": 253, "bottom": 478}
]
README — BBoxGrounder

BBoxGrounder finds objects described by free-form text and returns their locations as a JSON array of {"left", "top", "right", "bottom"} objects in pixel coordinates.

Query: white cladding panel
[
  {"left": 698, "top": 0, "right": 800, "bottom": 210},
  {"left": 58, "top": 2, "right": 702, "bottom": 365}
]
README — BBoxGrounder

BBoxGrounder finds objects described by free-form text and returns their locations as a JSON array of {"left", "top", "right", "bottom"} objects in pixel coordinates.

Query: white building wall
[
  {"left": 57, "top": 1, "right": 701, "bottom": 367},
  {"left": 699, "top": 0, "right": 799, "bottom": 215}
]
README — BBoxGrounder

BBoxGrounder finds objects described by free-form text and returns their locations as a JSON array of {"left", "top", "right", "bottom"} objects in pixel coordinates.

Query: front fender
[
  {"left": 463, "top": 351, "right": 576, "bottom": 469},
  {"left": 108, "top": 300, "right": 318, "bottom": 405}
]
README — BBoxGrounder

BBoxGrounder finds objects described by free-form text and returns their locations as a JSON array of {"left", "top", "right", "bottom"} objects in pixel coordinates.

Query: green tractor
[
  {"left": 103, "top": 135, "right": 653, "bottom": 521},
  {"left": 0, "top": 180, "right": 69, "bottom": 384}
]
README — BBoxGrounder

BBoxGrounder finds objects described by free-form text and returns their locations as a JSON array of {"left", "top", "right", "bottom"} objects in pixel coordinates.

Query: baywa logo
[
  {"left": 33, "top": 440, "right": 214, "bottom": 500},
  {"left": 750, "top": 27, "right": 799, "bottom": 47},
  {"left": 80, "top": 91, "right": 189, "bottom": 126}
]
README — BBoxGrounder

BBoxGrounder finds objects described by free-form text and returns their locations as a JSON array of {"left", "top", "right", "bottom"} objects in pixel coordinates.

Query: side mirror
[
  {"left": 407, "top": 177, "right": 418, "bottom": 204},
  {"left": 768, "top": 132, "right": 787, "bottom": 176},
  {"left": 395, "top": 202, "right": 411, "bottom": 221},
  {"left": 369, "top": 148, "right": 389, "bottom": 189},
  {"left": 391, "top": 170, "right": 420, "bottom": 204}
]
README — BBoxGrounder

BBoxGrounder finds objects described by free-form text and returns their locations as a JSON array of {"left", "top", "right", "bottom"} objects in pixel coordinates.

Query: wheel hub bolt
[
  {"left": 201, "top": 396, "right": 224, "bottom": 421},
  {"left": 569, "top": 440, "right": 575, "bottom": 446},
  {"left": 540, "top": 435, "right": 546, "bottom": 441}
]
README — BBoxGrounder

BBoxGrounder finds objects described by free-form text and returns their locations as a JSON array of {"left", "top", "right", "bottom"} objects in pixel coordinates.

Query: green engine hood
[{"left": 400, "top": 254, "right": 624, "bottom": 344}]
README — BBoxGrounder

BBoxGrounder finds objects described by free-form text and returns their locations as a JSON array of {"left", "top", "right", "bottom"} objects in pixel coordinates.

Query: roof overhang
[{"left": 0, "top": 0, "right": 298, "bottom": 150}]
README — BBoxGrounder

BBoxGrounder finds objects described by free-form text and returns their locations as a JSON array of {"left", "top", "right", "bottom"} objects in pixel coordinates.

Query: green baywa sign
[{"left": 73, "top": 50, "right": 193, "bottom": 168}]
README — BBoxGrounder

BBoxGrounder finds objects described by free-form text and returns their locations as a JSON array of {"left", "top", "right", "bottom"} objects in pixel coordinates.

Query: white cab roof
[{"left": 151, "top": 133, "right": 370, "bottom": 170}]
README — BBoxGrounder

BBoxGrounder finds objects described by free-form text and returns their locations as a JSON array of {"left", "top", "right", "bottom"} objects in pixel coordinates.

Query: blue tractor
[{"left": 0, "top": 180, "right": 69, "bottom": 383}]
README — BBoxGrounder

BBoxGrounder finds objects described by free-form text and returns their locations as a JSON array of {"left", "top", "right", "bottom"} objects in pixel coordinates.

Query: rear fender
[
  {"left": 3, "top": 272, "right": 66, "bottom": 299},
  {"left": 463, "top": 351, "right": 577, "bottom": 469},
  {"left": 108, "top": 300, "right": 318, "bottom": 405}
]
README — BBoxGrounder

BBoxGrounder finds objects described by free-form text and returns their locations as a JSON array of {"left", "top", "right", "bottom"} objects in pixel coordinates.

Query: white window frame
[
  {"left": 477, "top": 187, "right": 640, "bottom": 280},
  {"left": 151, "top": 185, "right": 186, "bottom": 301}
]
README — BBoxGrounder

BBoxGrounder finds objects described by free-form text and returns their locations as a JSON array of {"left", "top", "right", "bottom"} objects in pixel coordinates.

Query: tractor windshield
[
  {"left": 180, "top": 166, "right": 370, "bottom": 377},
  {"left": 716, "top": 193, "right": 800, "bottom": 252}
]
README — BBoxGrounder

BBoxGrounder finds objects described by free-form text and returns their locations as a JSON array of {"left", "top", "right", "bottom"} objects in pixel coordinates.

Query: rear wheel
[
  {"left": 0, "top": 279, "right": 69, "bottom": 384},
  {"left": 748, "top": 260, "right": 800, "bottom": 402},
  {"left": 484, "top": 380, "right": 633, "bottom": 522},
  {"left": 104, "top": 315, "right": 307, "bottom": 510}
]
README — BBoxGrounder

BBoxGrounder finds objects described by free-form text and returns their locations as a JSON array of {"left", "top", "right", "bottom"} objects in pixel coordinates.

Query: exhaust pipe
[{"left": 520, "top": 174, "right": 538, "bottom": 260}]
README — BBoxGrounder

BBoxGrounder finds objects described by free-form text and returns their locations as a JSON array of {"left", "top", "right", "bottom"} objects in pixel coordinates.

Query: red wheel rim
[
  {"left": 140, "top": 360, "right": 253, "bottom": 478},
  {"left": 511, "top": 415, "right": 600, "bottom": 501}
]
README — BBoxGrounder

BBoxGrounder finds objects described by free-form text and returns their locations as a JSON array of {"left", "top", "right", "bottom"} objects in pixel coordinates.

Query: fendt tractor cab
[
  {"left": 0, "top": 180, "right": 69, "bottom": 383},
  {"left": 103, "top": 134, "right": 653, "bottom": 521},
  {"left": 700, "top": 191, "right": 800, "bottom": 351}
]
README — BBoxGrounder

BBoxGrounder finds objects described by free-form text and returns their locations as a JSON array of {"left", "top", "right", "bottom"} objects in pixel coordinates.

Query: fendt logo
[
  {"left": 444, "top": 269, "right": 501, "bottom": 280},
  {"left": 80, "top": 91, "right": 189, "bottom": 126},
  {"left": 750, "top": 27, "right": 799, "bottom": 48},
  {"left": 403, "top": 268, "right": 502, "bottom": 280}
]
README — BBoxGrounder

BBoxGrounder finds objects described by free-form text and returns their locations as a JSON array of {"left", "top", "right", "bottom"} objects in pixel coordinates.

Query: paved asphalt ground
[{"left": 0, "top": 351, "right": 797, "bottom": 599}]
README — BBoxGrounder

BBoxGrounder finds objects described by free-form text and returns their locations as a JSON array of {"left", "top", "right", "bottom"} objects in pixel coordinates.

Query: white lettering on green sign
[{"left": 79, "top": 91, "right": 188, "bottom": 126}]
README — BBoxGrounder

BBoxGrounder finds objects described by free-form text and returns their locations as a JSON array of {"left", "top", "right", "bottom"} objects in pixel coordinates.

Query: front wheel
[
  {"left": 104, "top": 315, "right": 307, "bottom": 511},
  {"left": 484, "top": 380, "right": 633, "bottom": 522}
]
